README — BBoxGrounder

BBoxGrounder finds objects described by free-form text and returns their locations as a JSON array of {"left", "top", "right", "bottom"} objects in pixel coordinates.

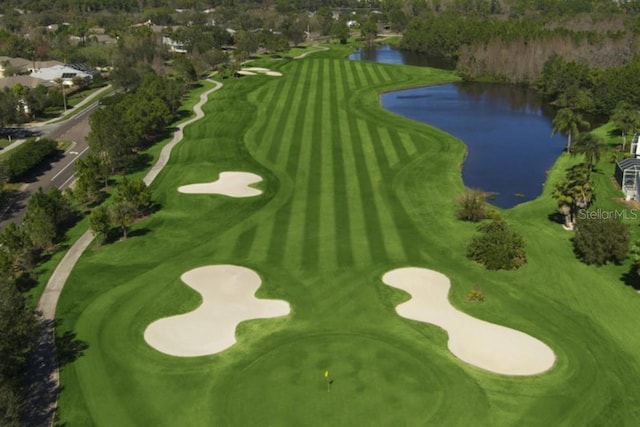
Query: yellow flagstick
[{"left": 324, "top": 370, "right": 330, "bottom": 392}]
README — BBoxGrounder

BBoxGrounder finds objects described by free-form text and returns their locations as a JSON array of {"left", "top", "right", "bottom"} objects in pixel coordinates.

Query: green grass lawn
[
  {"left": 26, "top": 82, "right": 216, "bottom": 309},
  {"left": 55, "top": 50, "right": 640, "bottom": 426}
]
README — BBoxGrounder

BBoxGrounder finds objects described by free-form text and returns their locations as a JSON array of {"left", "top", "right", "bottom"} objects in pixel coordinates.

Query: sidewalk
[
  {"left": 35, "top": 79, "right": 223, "bottom": 426},
  {"left": 0, "top": 84, "right": 112, "bottom": 156},
  {"left": 0, "top": 137, "right": 29, "bottom": 155},
  {"left": 39, "top": 83, "right": 112, "bottom": 125}
]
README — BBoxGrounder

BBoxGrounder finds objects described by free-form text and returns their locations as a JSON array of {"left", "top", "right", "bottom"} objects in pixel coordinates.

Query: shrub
[
  {"left": 467, "top": 217, "right": 527, "bottom": 270},
  {"left": 2, "top": 138, "right": 58, "bottom": 182},
  {"left": 573, "top": 215, "right": 630, "bottom": 265},
  {"left": 455, "top": 188, "right": 487, "bottom": 222},
  {"left": 89, "top": 205, "right": 111, "bottom": 244},
  {"left": 23, "top": 187, "right": 76, "bottom": 249},
  {"left": 465, "top": 284, "right": 485, "bottom": 302}
]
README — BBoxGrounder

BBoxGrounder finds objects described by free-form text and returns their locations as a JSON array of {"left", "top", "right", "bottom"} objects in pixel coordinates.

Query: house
[
  {"left": 0, "top": 75, "right": 53, "bottom": 90},
  {"left": 86, "top": 27, "right": 118, "bottom": 44},
  {"left": 615, "top": 158, "right": 640, "bottom": 200},
  {"left": 28, "top": 60, "right": 64, "bottom": 73},
  {"left": 630, "top": 132, "right": 640, "bottom": 158},
  {"left": 162, "top": 36, "right": 188, "bottom": 53},
  {"left": 0, "top": 76, "right": 54, "bottom": 115},
  {"left": 133, "top": 19, "right": 152, "bottom": 28},
  {"left": 30, "top": 64, "right": 92, "bottom": 86},
  {"left": 0, "top": 56, "right": 32, "bottom": 77},
  {"left": 93, "top": 33, "right": 118, "bottom": 44}
]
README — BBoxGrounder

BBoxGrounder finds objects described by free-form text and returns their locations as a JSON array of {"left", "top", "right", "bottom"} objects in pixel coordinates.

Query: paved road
[
  {"left": 0, "top": 99, "right": 100, "bottom": 227},
  {"left": 33, "top": 102, "right": 98, "bottom": 190},
  {"left": 35, "top": 79, "right": 223, "bottom": 427}
]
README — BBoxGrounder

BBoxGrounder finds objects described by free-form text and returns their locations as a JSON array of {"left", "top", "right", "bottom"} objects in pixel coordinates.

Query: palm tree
[
  {"left": 552, "top": 107, "right": 590, "bottom": 154},
  {"left": 552, "top": 165, "right": 593, "bottom": 230},
  {"left": 611, "top": 101, "right": 640, "bottom": 151},
  {"left": 54, "top": 77, "right": 67, "bottom": 112},
  {"left": 571, "top": 133, "right": 604, "bottom": 170}
]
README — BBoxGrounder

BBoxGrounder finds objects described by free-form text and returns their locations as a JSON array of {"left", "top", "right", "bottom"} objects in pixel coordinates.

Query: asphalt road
[
  {"left": 0, "top": 102, "right": 100, "bottom": 227},
  {"left": 33, "top": 103, "right": 98, "bottom": 190}
]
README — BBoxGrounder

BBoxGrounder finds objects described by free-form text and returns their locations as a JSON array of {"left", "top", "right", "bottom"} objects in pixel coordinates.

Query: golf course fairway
[{"left": 55, "top": 48, "right": 640, "bottom": 426}]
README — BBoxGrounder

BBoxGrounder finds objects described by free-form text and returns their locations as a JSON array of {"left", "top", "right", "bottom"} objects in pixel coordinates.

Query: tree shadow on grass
[
  {"left": 127, "top": 153, "right": 154, "bottom": 174},
  {"left": 174, "top": 108, "right": 192, "bottom": 121},
  {"left": 55, "top": 329, "right": 89, "bottom": 367},
  {"left": 15, "top": 272, "right": 38, "bottom": 293},
  {"left": 607, "top": 127, "right": 622, "bottom": 139},
  {"left": 127, "top": 228, "right": 150, "bottom": 239},
  {"left": 621, "top": 266, "right": 640, "bottom": 291},
  {"left": 547, "top": 211, "right": 565, "bottom": 225},
  {"left": 22, "top": 318, "right": 89, "bottom": 427}
]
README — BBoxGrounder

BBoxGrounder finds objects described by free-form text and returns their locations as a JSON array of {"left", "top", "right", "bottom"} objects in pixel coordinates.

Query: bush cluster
[
  {"left": 2, "top": 138, "right": 58, "bottom": 182},
  {"left": 455, "top": 188, "right": 487, "bottom": 222},
  {"left": 573, "top": 215, "right": 630, "bottom": 265},
  {"left": 467, "top": 217, "right": 527, "bottom": 270}
]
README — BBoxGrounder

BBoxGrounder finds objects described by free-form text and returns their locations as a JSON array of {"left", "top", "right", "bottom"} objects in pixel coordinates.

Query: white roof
[{"left": 30, "top": 65, "right": 91, "bottom": 82}]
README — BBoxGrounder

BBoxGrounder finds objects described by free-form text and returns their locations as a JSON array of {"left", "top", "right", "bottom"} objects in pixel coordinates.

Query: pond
[
  {"left": 351, "top": 46, "right": 566, "bottom": 209},
  {"left": 348, "top": 45, "right": 456, "bottom": 70}
]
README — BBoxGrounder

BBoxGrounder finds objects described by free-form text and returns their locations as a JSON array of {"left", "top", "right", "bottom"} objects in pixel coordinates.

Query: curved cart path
[
  {"left": 294, "top": 45, "right": 328, "bottom": 59},
  {"left": 35, "top": 79, "right": 223, "bottom": 424}
]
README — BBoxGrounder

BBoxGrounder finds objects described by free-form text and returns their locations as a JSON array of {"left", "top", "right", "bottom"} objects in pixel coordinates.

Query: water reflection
[
  {"left": 351, "top": 46, "right": 565, "bottom": 208},
  {"left": 381, "top": 83, "right": 566, "bottom": 208},
  {"left": 348, "top": 45, "right": 456, "bottom": 70},
  {"left": 456, "top": 82, "right": 556, "bottom": 119}
]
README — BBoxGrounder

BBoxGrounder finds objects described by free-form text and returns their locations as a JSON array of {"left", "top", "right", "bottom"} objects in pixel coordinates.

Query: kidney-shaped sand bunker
[
  {"left": 145, "top": 265, "right": 290, "bottom": 357},
  {"left": 382, "top": 267, "right": 556, "bottom": 376},
  {"left": 178, "top": 171, "right": 263, "bottom": 197}
]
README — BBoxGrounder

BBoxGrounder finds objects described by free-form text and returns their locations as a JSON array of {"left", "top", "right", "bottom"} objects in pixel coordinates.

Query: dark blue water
[
  {"left": 348, "top": 46, "right": 565, "bottom": 208},
  {"left": 381, "top": 83, "right": 566, "bottom": 208},
  {"left": 348, "top": 45, "right": 456, "bottom": 70}
]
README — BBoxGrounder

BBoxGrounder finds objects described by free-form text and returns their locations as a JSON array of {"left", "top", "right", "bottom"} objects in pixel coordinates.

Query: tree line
[
  {"left": 0, "top": 184, "right": 78, "bottom": 426},
  {"left": 400, "top": 10, "right": 640, "bottom": 85},
  {"left": 87, "top": 72, "right": 185, "bottom": 174},
  {"left": 0, "top": 69, "right": 172, "bottom": 423},
  {"left": 0, "top": 273, "right": 39, "bottom": 426},
  {"left": 64, "top": 70, "right": 184, "bottom": 241},
  {"left": 538, "top": 55, "right": 640, "bottom": 118}
]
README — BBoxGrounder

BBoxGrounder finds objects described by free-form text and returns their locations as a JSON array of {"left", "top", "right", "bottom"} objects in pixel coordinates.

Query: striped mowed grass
[{"left": 55, "top": 53, "right": 640, "bottom": 426}]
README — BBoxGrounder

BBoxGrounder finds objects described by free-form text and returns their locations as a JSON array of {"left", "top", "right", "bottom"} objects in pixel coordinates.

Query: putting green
[
  {"left": 216, "top": 334, "right": 489, "bottom": 426},
  {"left": 55, "top": 48, "right": 640, "bottom": 426}
]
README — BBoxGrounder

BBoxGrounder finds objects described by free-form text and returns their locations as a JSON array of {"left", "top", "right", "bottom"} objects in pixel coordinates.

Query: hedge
[{"left": 3, "top": 138, "right": 58, "bottom": 182}]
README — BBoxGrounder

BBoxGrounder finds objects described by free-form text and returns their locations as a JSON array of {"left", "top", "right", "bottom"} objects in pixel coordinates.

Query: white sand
[
  {"left": 382, "top": 267, "right": 556, "bottom": 376},
  {"left": 178, "top": 171, "right": 263, "bottom": 197},
  {"left": 144, "top": 265, "right": 290, "bottom": 357},
  {"left": 240, "top": 67, "right": 283, "bottom": 77}
]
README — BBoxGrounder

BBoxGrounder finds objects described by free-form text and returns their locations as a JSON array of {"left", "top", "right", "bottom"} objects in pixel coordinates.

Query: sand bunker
[
  {"left": 145, "top": 265, "right": 290, "bottom": 357},
  {"left": 382, "top": 267, "right": 556, "bottom": 375},
  {"left": 178, "top": 171, "right": 263, "bottom": 197},
  {"left": 239, "top": 67, "right": 283, "bottom": 77}
]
